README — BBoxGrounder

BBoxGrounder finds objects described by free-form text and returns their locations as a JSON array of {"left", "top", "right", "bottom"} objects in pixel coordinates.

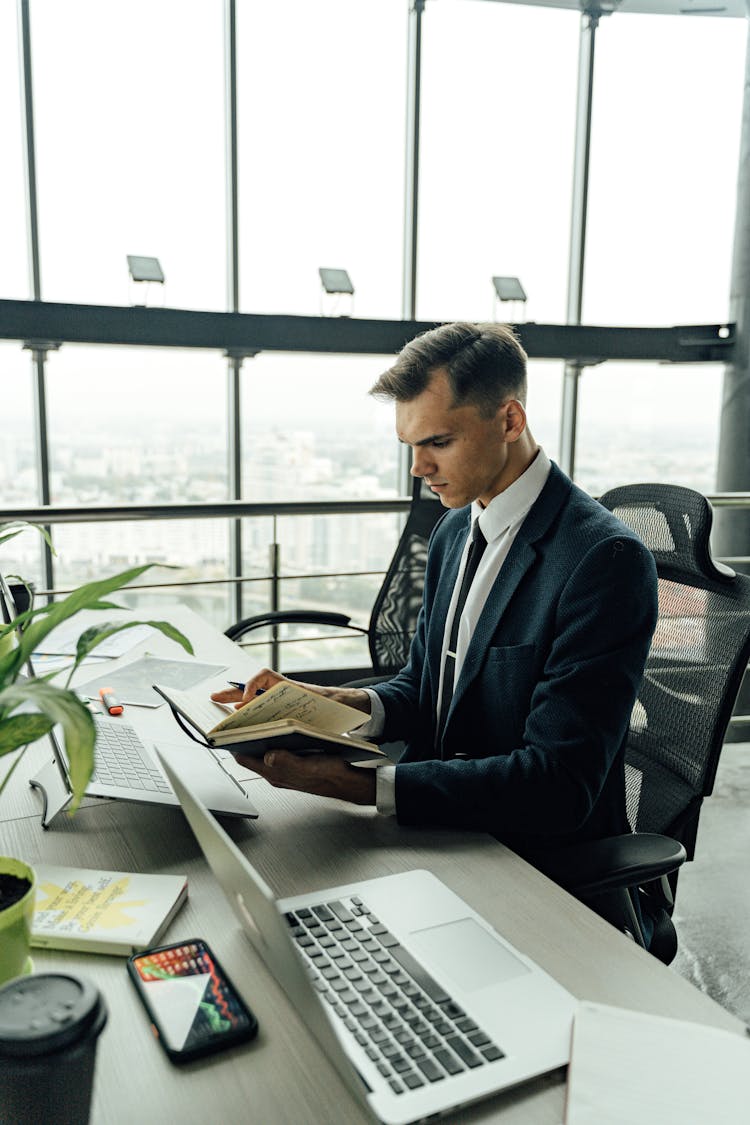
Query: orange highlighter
[{"left": 99, "top": 687, "right": 124, "bottom": 716}]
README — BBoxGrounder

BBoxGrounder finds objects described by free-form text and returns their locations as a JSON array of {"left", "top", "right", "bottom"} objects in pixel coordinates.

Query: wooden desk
[{"left": 1, "top": 609, "right": 745, "bottom": 1125}]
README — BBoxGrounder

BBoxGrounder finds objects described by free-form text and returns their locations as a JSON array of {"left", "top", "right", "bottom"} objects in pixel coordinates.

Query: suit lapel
[{"left": 445, "top": 464, "right": 572, "bottom": 726}]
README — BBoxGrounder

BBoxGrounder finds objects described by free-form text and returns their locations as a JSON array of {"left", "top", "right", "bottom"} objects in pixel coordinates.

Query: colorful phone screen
[{"left": 130, "top": 939, "right": 255, "bottom": 1054}]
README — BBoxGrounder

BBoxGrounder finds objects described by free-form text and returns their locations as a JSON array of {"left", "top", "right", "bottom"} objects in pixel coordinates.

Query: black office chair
[
  {"left": 225, "top": 477, "right": 444, "bottom": 684},
  {"left": 540, "top": 483, "right": 750, "bottom": 963}
]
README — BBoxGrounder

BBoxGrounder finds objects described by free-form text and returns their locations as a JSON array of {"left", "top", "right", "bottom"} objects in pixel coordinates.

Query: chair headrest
[{"left": 598, "top": 483, "right": 735, "bottom": 584}]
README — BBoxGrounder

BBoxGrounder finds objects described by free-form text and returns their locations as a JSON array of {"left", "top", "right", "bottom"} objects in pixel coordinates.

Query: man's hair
[{"left": 370, "top": 322, "right": 528, "bottom": 418}]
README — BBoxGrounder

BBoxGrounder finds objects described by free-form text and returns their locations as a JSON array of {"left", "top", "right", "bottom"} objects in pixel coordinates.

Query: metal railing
[{"left": 2, "top": 491, "right": 750, "bottom": 727}]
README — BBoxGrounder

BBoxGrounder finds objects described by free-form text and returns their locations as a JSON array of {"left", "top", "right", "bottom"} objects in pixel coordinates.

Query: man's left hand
[{"left": 238, "top": 750, "right": 377, "bottom": 806}]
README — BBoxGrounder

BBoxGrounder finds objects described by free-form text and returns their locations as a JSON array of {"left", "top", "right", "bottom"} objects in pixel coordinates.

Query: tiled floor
[{"left": 670, "top": 741, "right": 750, "bottom": 1027}]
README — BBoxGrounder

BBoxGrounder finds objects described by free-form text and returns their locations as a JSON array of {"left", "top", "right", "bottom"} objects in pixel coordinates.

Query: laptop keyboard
[
  {"left": 90, "top": 717, "right": 172, "bottom": 794},
  {"left": 285, "top": 894, "right": 504, "bottom": 1096}
]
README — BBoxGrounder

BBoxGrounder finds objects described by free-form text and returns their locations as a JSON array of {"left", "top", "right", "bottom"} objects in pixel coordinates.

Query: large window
[
  {"left": 0, "top": 4, "right": 27, "bottom": 300},
  {"left": 417, "top": 0, "right": 580, "bottom": 324},
  {"left": 1, "top": 345, "right": 38, "bottom": 511},
  {"left": 241, "top": 353, "right": 399, "bottom": 501},
  {"left": 44, "top": 345, "right": 228, "bottom": 506},
  {"left": 30, "top": 1, "right": 226, "bottom": 309},
  {"left": 584, "top": 13, "right": 745, "bottom": 326},
  {"left": 525, "top": 360, "right": 563, "bottom": 464},
  {"left": 41, "top": 345, "right": 228, "bottom": 611},
  {"left": 236, "top": 0, "right": 407, "bottom": 319},
  {"left": 2, "top": 1, "right": 748, "bottom": 660},
  {"left": 241, "top": 510, "right": 403, "bottom": 674},
  {"left": 573, "top": 362, "right": 723, "bottom": 497},
  {"left": 53, "top": 518, "right": 233, "bottom": 631}
]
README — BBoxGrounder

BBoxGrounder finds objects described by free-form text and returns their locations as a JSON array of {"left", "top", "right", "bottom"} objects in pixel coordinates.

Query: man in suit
[{"left": 213, "top": 322, "right": 658, "bottom": 856}]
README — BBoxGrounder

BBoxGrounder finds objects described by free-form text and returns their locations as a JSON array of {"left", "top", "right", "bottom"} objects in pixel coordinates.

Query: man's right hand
[{"left": 210, "top": 667, "right": 372, "bottom": 715}]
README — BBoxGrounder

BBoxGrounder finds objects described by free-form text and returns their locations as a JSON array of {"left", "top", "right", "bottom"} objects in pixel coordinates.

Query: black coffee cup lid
[{"left": 0, "top": 973, "right": 107, "bottom": 1057}]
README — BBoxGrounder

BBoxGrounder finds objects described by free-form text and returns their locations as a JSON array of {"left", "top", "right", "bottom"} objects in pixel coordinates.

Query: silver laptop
[
  {"left": 29, "top": 719, "right": 258, "bottom": 827},
  {"left": 156, "top": 747, "right": 576, "bottom": 1125},
  {"left": 0, "top": 572, "right": 259, "bottom": 827}
]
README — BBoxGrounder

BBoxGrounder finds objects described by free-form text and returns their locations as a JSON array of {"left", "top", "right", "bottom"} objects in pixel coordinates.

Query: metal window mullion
[
  {"left": 225, "top": 0, "right": 243, "bottom": 625},
  {"left": 19, "top": 0, "right": 54, "bottom": 596},
  {"left": 227, "top": 355, "right": 243, "bottom": 623},
  {"left": 402, "top": 0, "right": 424, "bottom": 323},
  {"left": 270, "top": 521, "right": 280, "bottom": 668},
  {"left": 560, "top": 10, "right": 598, "bottom": 479},
  {"left": 398, "top": 0, "right": 425, "bottom": 498}
]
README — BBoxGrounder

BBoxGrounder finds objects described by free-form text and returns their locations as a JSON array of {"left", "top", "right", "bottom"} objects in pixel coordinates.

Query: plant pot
[{"left": 0, "top": 858, "right": 36, "bottom": 986}]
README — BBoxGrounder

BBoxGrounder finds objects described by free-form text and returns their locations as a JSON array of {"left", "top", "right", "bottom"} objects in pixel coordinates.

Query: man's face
[{"left": 395, "top": 367, "right": 522, "bottom": 509}]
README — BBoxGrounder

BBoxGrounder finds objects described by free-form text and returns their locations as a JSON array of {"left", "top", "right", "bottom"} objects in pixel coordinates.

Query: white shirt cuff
[
  {"left": 375, "top": 764, "right": 397, "bottom": 817},
  {"left": 355, "top": 691, "right": 394, "bottom": 815},
  {"left": 356, "top": 688, "right": 386, "bottom": 737}
]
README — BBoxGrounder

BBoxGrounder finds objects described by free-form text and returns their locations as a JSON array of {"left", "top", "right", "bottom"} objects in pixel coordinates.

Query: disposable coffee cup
[{"left": 0, "top": 973, "right": 107, "bottom": 1125}]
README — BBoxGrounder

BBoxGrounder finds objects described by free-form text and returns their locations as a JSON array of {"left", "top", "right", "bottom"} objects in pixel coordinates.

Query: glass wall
[
  {"left": 525, "top": 360, "right": 563, "bottom": 464},
  {"left": 1, "top": 345, "right": 39, "bottom": 511},
  {"left": 584, "top": 13, "right": 746, "bottom": 327},
  {"left": 573, "top": 362, "right": 724, "bottom": 496},
  {"left": 30, "top": 0, "right": 226, "bottom": 310},
  {"left": 241, "top": 352, "right": 399, "bottom": 501},
  {"left": 1, "top": 1, "right": 748, "bottom": 669},
  {"left": 569, "top": 11, "right": 745, "bottom": 503},
  {"left": 236, "top": 0, "right": 407, "bottom": 319},
  {"left": 417, "top": 0, "right": 580, "bottom": 324},
  {"left": 44, "top": 345, "right": 228, "bottom": 507},
  {"left": 0, "top": 4, "right": 27, "bottom": 300}
]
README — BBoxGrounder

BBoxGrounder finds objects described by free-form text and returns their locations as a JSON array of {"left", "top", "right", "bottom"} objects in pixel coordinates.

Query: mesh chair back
[
  {"left": 599, "top": 484, "right": 750, "bottom": 856},
  {"left": 368, "top": 478, "right": 443, "bottom": 676}
]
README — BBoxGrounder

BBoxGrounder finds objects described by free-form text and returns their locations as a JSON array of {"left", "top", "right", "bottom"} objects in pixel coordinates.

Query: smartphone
[{"left": 127, "top": 938, "right": 258, "bottom": 1063}]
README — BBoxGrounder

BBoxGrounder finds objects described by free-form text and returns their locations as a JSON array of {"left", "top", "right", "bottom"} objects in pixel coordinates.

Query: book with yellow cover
[
  {"left": 31, "top": 865, "right": 188, "bottom": 956},
  {"left": 154, "top": 679, "right": 386, "bottom": 764}
]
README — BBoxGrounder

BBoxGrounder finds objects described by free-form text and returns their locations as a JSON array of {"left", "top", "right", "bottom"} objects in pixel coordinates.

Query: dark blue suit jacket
[{"left": 373, "top": 462, "right": 658, "bottom": 856}]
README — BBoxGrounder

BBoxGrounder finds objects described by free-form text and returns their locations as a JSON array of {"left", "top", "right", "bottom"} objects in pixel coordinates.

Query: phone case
[{"left": 127, "top": 937, "right": 258, "bottom": 1063}]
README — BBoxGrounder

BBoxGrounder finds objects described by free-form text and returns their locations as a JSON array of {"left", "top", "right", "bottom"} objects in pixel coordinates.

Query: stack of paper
[{"left": 565, "top": 1001, "right": 750, "bottom": 1125}]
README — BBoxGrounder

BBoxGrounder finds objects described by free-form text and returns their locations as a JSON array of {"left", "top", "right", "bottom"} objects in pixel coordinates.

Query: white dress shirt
[{"left": 364, "top": 448, "right": 552, "bottom": 815}]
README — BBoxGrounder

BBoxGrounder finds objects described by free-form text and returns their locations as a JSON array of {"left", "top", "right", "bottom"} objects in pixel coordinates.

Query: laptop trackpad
[{"left": 410, "top": 918, "right": 530, "bottom": 992}]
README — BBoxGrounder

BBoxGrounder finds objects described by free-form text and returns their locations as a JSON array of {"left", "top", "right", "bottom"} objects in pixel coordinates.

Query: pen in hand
[{"left": 227, "top": 681, "right": 265, "bottom": 695}]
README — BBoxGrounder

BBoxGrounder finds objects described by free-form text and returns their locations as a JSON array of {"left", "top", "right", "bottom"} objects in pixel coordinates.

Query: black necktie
[{"left": 437, "top": 521, "right": 487, "bottom": 748}]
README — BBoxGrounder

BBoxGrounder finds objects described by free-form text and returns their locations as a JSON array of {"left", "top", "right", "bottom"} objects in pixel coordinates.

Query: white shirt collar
[{"left": 472, "top": 447, "right": 552, "bottom": 543}]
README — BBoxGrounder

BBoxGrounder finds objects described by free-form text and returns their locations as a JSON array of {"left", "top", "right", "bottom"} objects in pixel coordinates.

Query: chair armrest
[
  {"left": 225, "top": 610, "right": 365, "bottom": 642},
  {"left": 534, "top": 833, "right": 686, "bottom": 898}
]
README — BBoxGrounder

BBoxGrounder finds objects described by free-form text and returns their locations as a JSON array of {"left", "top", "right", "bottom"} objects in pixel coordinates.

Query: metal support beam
[
  {"left": 26, "top": 344, "right": 54, "bottom": 595},
  {"left": 399, "top": 0, "right": 425, "bottom": 498},
  {"left": 225, "top": 0, "right": 239, "bottom": 315},
  {"left": 559, "top": 361, "right": 583, "bottom": 478},
  {"left": 227, "top": 353, "right": 243, "bottom": 622},
  {"left": 224, "top": 0, "right": 244, "bottom": 624},
  {"left": 18, "top": 0, "right": 54, "bottom": 597},
  {"left": 18, "top": 0, "right": 41, "bottom": 302},
  {"left": 559, "top": 10, "right": 599, "bottom": 478},
  {"left": 715, "top": 18, "right": 750, "bottom": 566},
  {"left": 0, "top": 300, "right": 733, "bottom": 364},
  {"left": 402, "top": 0, "right": 424, "bottom": 323}
]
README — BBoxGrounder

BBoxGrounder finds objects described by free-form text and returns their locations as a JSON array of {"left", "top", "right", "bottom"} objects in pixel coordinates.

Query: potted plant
[{"left": 0, "top": 520, "right": 193, "bottom": 984}]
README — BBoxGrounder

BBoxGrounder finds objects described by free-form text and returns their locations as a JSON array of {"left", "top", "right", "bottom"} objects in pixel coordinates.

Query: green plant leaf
[
  {"left": 0, "top": 713, "right": 54, "bottom": 756},
  {"left": 0, "top": 680, "right": 95, "bottom": 810},
  {"left": 71, "top": 619, "right": 194, "bottom": 668},
  {"left": 0, "top": 556, "right": 193, "bottom": 812},
  {"left": 0, "top": 522, "right": 55, "bottom": 551},
  {"left": 3, "top": 565, "right": 154, "bottom": 679}
]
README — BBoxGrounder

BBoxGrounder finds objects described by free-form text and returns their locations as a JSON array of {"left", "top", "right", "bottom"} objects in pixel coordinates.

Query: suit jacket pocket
[
  {"left": 473, "top": 643, "right": 538, "bottom": 751},
  {"left": 484, "top": 642, "right": 537, "bottom": 667}
]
